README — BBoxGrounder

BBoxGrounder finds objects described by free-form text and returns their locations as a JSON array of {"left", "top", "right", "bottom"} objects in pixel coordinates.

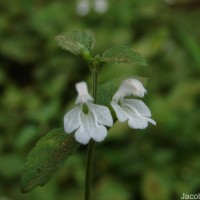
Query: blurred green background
[{"left": 0, "top": 0, "right": 200, "bottom": 199}]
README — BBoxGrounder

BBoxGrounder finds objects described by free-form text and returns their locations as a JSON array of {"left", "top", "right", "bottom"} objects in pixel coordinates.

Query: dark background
[{"left": 0, "top": 0, "right": 200, "bottom": 199}]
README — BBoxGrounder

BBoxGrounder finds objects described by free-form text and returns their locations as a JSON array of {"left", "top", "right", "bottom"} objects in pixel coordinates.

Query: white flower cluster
[
  {"left": 76, "top": 0, "right": 109, "bottom": 16},
  {"left": 64, "top": 79, "right": 156, "bottom": 145}
]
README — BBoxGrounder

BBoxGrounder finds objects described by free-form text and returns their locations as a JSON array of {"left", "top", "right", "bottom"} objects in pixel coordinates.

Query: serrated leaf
[
  {"left": 100, "top": 46, "right": 147, "bottom": 66},
  {"left": 55, "top": 31, "right": 95, "bottom": 56},
  {"left": 20, "top": 128, "right": 79, "bottom": 193}
]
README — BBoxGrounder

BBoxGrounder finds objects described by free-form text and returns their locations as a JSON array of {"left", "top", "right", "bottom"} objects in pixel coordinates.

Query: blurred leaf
[
  {"left": 94, "top": 177, "right": 131, "bottom": 200},
  {"left": 55, "top": 31, "right": 95, "bottom": 57},
  {"left": 15, "top": 125, "right": 38, "bottom": 150},
  {"left": 179, "top": 31, "right": 200, "bottom": 69},
  {"left": 100, "top": 46, "right": 147, "bottom": 66},
  {"left": 0, "top": 136, "right": 4, "bottom": 151},
  {"left": 0, "top": 68, "right": 7, "bottom": 84},
  {"left": 20, "top": 128, "right": 80, "bottom": 193},
  {"left": 0, "top": 155, "right": 24, "bottom": 178},
  {"left": 0, "top": 35, "right": 38, "bottom": 63},
  {"left": 168, "top": 80, "right": 200, "bottom": 112},
  {"left": 152, "top": 150, "right": 174, "bottom": 166},
  {"left": 134, "top": 27, "right": 169, "bottom": 58},
  {"left": 141, "top": 171, "right": 171, "bottom": 200},
  {"left": 28, "top": 100, "right": 61, "bottom": 122}
]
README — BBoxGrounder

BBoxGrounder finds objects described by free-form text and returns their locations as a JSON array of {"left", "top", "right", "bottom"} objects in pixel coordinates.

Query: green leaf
[
  {"left": 178, "top": 31, "right": 200, "bottom": 69},
  {"left": 100, "top": 46, "right": 147, "bottom": 66},
  {"left": 20, "top": 128, "right": 80, "bottom": 193},
  {"left": 55, "top": 31, "right": 95, "bottom": 57},
  {"left": 97, "top": 78, "right": 123, "bottom": 108}
]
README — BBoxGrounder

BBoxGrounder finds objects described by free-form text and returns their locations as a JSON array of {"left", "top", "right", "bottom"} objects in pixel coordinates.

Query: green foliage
[
  {"left": 1, "top": 0, "right": 200, "bottom": 199},
  {"left": 100, "top": 46, "right": 147, "bottom": 66},
  {"left": 0, "top": 155, "right": 24, "bottom": 179},
  {"left": 97, "top": 78, "right": 123, "bottom": 107},
  {"left": 20, "top": 128, "right": 79, "bottom": 193},
  {"left": 178, "top": 31, "right": 200, "bottom": 69},
  {"left": 55, "top": 31, "right": 95, "bottom": 59},
  {"left": 141, "top": 171, "right": 170, "bottom": 200},
  {"left": 55, "top": 32, "right": 147, "bottom": 68}
]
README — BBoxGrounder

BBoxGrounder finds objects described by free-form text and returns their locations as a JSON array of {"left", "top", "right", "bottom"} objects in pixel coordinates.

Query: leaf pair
[{"left": 55, "top": 31, "right": 147, "bottom": 66}]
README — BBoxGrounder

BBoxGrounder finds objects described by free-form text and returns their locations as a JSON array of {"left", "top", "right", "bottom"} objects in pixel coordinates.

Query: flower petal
[
  {"left": 91, "top": 125, "right": 107, "bottom": 142},
  {"left": 146, "top": 118, "right": 156, "bottom": 126},
  {"left": 75, "top": 125, "right": 91, "bottom": 145},
  {"left": 128, "top": 117, "right": 148, "bottom": 129},
  {"left": 75, "top": 111, "right": 109, "bottom": 144},
  {"left": 89, "top": 103, "right": 113, "bottom": 127},
  {"left": 124, "top": 106, "right": 155, "bottom": 129},
  {"left": 64, "top": 106, "right": 81, "bottom": 133},
  {"left": 123, "top": 99, "right": 151, "bottom": 117},
  {"left": 111, "top": 101, "right": 128, "bottom": 122},
  {"left": 74, "top": 112, "right": 94, "bottom": 144},
  {"left": 82, "top": 112, "right": 108, "bottom": 142}
]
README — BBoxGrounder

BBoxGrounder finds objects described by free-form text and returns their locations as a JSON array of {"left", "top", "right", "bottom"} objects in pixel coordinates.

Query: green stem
[
  {"left": 85, "top": 140, "right": 95, "bottom": 200},
  {"left": 85, "top": 72, "right": 98, "bottom": 200},
  {"left": 92, "top": 72, "right": 98, "bottom": 103}
]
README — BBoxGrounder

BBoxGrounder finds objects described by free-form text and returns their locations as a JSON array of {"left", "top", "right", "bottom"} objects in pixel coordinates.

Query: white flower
[
  {"left": 94, "top": 0, "right": 109, "bottom": 14},
  {"left": 111, "top": 79, "right": 156, "bottom": 129},
  {"left": 64, "top": 82, "right": 113, "bottom": 145},
  {"left": 76, "top": 0, "right": 90, "bottom": 16}
]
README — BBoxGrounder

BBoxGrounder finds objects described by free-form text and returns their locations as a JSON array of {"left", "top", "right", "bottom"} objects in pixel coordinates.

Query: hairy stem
[{"left": 85, "top": 72, "right": 98, "bottom": 200}]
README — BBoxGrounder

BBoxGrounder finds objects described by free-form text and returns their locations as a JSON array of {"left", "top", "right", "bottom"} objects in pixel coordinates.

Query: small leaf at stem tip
[
  {"left": 20, "top": 128, "right": 80, "bottom": 193},
  {"left": 55, "top": 31, "right": 95, "bottom": 57},
  {"left": 100, "top": 45, "right": 147, "bottom": 66}
]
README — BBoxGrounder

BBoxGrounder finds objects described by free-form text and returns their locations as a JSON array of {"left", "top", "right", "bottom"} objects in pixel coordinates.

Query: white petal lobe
[
  {"left": 146, "top": 118, "right": 156, "bottom": 125},
  {"left": 75, "top": 126, "right": 91, "bottom": 145},
  {"left": 91, "top": 125, "right": 107, "bottom": 142},
  {"left": 111, "top": 101, "right": 127, "bottom": 122},
  {"left": 64, "top": 106, "right": 81, "bottom": 133},
  {"left": 74, "top": 111, "right": 108, "bottom": 144},
  {"left": 89, "top": 103, "right": 113, "bottom": 126},
  {"left": 128, "top": 117, "right": 148, "bottom": 129},
  {"left": 123, "top": 99, "right": 151, "bottom": 117}
]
